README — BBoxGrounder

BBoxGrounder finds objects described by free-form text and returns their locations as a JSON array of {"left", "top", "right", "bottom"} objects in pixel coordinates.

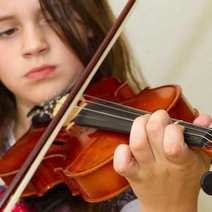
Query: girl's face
[{"left": 0, "top": 0, "right": 84, "bottom": 108}]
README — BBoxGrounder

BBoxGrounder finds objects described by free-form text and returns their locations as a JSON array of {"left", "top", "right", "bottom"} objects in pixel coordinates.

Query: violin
[
  {"left": 1, "top": 77, "right": 212, "bottom": 204},
  {"left": 1, "top": 0, "right": 212, "bottom": 210}
]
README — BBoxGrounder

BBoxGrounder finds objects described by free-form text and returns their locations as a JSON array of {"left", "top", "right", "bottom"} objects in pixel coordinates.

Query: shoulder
[{"left": 120, "top": 199, "right": 141, "bottom": 212}]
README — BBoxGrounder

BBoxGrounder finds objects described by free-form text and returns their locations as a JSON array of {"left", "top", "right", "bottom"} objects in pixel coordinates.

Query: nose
[{"left": 22, "top": 25, "right": 49, "bottom": 58}]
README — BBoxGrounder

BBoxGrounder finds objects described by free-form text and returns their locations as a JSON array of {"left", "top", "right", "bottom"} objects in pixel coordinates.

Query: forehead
[{"left": 0, "top": 0, "right": 40, "bottom": 15}]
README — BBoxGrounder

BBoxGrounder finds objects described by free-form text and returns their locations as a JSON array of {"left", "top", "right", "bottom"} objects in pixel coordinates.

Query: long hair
[
  {"left": 34, "top": 0, "right": 142, "bottom": 211},
  {"left": 39, "top": 0, "right": 144, "bottom": 86},
  {"left": 37, "top": 0, "right": 142, "bottom": 212},
  {"left": 0, "top": 0, "right": 145, "bottom": 148},
  {"left": 0, "top": 84, "right": 16, "bottom": 153},
  {"left": 0, "top": 0, "right": 144, "bottom": 210}
]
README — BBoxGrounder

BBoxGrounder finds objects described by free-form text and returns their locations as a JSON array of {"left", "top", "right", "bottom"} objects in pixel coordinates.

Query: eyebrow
[{"left": 0, "top": 15, "right": 15, "bottom": 22}]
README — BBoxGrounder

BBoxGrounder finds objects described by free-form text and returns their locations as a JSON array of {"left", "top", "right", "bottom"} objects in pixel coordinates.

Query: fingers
[
  {"left": 114, "top": 110, "right": 174, "bottom": 179},
  {"left": 114, "top": 115, "right": 155, "bottom": 178},
  {"left": 129, "top": 115, "right": 155, "bottom": 164},
  {"left": 113, "top": 110, "right": 212, "bottom": 205},
  {"left": 193, "top": 114, "right": 212, "bottom": 128},
  {"left": 131, "top": 110, "right": 185, "bottom": 164},
  {"left": 114, "top": 110, "right": 206, "bottom": 179},
  {"left": 163, "top": 123, "right": 191, "bottom": 163},
  {"left": 145, "top": 110, "right": 170, "bottom": 160},
  {"left": 113, "top": 144, "right": 138, "bottom": 178}
]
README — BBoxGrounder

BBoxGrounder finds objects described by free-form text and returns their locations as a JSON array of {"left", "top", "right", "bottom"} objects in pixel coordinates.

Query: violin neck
[{"left": 74, "top": 100, "right": 212, "bottom": 149}]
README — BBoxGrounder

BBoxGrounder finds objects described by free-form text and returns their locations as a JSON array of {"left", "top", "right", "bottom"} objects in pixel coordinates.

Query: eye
[{"left": 0, "top": 28, "right": 18, "bottom": 38}]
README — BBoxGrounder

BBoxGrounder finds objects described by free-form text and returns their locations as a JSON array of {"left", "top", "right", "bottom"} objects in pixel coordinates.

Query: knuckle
[
  {"left": 130, "top": 116, "right": 148, "bottom": 150},
  {"left": 147, "top": 110, "right": 170, "bottom": 133},
  {"left": 146, "top": 121, "right": 159, "bottom": 133},
  {"left": 164, "top": 145, "right": 181, "bottom": 157},
  {"left": 166, "top": 123, "right": 184, "bottom": 133},
  {"left": 113, "top": 163, "right": 127, "bottom": 176},
  {"left": 165, "top": 123, "right": 175, "bottom": 132},
  {"left": 163, "top": 124, "right": 184, "bottom": 157},
  {"left": 133, "top": 115, "right": 148, "bottom": 127},
  {"left": 130, "top": 135, "right": 146, "bottom": 151}
]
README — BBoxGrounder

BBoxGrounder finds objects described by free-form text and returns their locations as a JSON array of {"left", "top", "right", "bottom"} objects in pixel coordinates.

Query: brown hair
[
  {"left": 0, "top": 0, "right": 145, "bottom": 147},
  {"left": 0, "top": 0, "right": 143, "bottom": 210},
  {"left": 38, "top": 0, "right": 142, "bottom": 211},
  {"left": 40, "top": 0, "right": 137, "bottom": 82},
  {"left": 0, "top": 85, "right": 16, "bottom": 152}
]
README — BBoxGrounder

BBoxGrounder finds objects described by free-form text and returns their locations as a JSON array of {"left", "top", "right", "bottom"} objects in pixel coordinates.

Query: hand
[{"left": 113, "top": 110, "right": 212, "bottom": 212}]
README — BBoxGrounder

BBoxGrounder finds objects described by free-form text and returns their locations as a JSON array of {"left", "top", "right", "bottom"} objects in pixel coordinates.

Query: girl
[{"left": 0, "top": 0, "right": 211, "bottom": 211}]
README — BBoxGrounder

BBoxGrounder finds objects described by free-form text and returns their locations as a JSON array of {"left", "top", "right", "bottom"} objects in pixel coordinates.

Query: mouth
[{"left": 25, "top": 65, "right": 57, "bottom": 80}]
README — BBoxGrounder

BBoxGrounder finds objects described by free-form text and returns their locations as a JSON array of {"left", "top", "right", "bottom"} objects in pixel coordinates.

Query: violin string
[
  {"left": 84, "top": 95, "right": 208, "bottom": 129},
  {"left": 83, "top": 95, "right": 212, "bottom": 139},
  {"left": 73, "top": 105, "right": 212, "bottom": 148},
  {"left": 75, "top": 107, "right": 212, "bottom": 148},
  {"left": 83, "top": 96, "right": 212, "bottom": 140},
  {"left": 84, "top": 94, "right": 148, "bottom": 116}
]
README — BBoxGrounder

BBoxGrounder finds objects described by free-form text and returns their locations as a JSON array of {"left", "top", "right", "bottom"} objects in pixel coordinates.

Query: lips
[{"left": 25, "top": 65, "right": 56, "bottom": 80}]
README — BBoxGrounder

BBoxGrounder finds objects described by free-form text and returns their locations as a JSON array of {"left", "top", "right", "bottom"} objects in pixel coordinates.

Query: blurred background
[{"left": 110, "top": 0, "right": 212, "bottom": 211}]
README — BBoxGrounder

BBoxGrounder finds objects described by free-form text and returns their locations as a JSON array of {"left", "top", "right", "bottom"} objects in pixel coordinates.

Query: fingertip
[
  {"left": 193, "top": 114, "right": 212, "bottom": 127},
  {"left": 130, "top": 116, "right": 147, "bottom": 152},
  {"left": 113, "top": 144, "right": 137, "bottom": 177},
  {"left": 129, "top": 116, "right": 155, "bottom": 164},
  {"left": 146, "top": 110, "right": 170, "bottom": 135},
  {"left": 163, "top": 124, "right": 186, "bottom": 159}
]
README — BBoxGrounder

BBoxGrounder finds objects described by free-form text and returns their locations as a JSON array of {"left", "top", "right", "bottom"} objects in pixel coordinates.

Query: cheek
[
  {"left": 59, "top": 58, "right": 84, "bottom": 89},
  {"left": 0, "top": 46, "right": 19, "bottom": 81},
  {"left": 52, "top": 34, "right": 84, "bottom": 69},
  {"left": 0, "top": 56, "right": 21, "bottom": 93},
  {"left": 65, "top": 56, "right": 84, "bottom": 76},
  {"left": 56, "top": 46, "right": 85, "bottom": 78},
  {"left": 0, "top": 68, "right": 15, "bottom": 85},
  {"left": 0, "top": 59, "right": 19, "bottom": 87},
  {"left": 0, "top": 75, "right": 18, "bottom": 95},
  {"left": 0, "top": 42, "right": 18, "bottom": 63}
]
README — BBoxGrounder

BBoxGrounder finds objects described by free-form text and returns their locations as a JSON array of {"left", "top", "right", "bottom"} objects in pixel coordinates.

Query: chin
[{"left": 36, "top": 96, "right": 55, "bottom": 105}]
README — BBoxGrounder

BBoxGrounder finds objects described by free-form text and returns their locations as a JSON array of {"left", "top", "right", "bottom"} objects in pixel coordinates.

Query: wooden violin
[
  {"left": 1, "top": 0, "right": 212, "bottom": 210},
  {"left": 1, "top": 77, "right": 212, "bottom": 204}
]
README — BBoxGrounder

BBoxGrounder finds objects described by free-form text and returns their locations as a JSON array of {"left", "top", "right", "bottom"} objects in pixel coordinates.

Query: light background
[{"left": 110, "top": 0, "right": 212, "bottom": 211}]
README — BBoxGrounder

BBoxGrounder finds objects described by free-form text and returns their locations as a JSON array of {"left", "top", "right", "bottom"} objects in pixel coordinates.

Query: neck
[
  {"left": 14, "top": 99, "right": 34, "bottom": 140},
  {"left": 75, "top": 98, "right": 212, "bottom": 152}
]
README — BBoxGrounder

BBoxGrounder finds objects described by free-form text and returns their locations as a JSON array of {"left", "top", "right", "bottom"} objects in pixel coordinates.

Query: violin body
[
  {"left": 62, "top": 78, "right": 198, "bottom": 202},
  {"left": 0, "top": 78, "right": 198, "bottom": 202}
]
